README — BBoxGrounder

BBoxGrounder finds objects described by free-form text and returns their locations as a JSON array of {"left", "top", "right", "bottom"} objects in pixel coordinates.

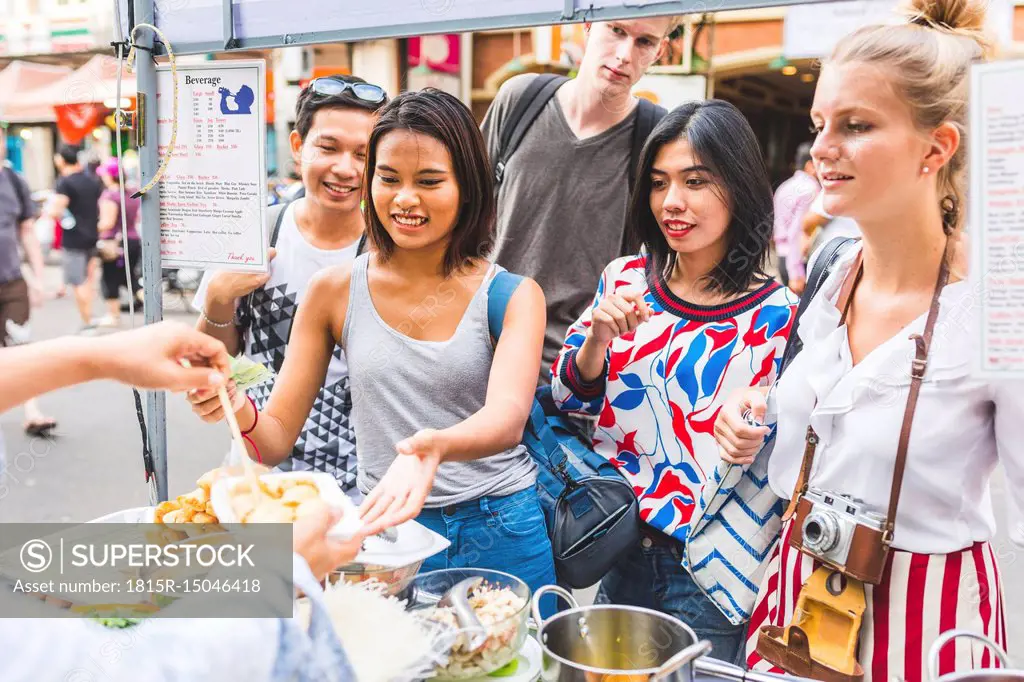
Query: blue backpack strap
[
  {"left": 487, "top": 270, "right": 525, "bottom": 341},
  {"left": 487, "top": 272, "right": 572, "bottom": 479}
]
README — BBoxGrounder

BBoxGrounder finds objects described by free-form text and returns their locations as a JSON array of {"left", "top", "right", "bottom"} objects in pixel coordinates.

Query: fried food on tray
[
  {"left": 229, "top": 477, "right": 322, "bottom": 524},
  {"left": 154, "top": 467, "right": 243, "bottom": 529}
]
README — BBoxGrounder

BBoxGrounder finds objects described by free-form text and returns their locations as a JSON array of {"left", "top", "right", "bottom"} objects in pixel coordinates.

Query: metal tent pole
[{"left": 133, "top": 0, "right": 169, "bottom": 503}]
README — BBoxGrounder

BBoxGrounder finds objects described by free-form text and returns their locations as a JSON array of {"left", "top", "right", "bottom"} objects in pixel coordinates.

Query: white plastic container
[
  {"left": 211, "top": 470, "right": 364, "bottom": 540},
  {"left": 88, "top": 506, "right": 153, "bottom": 523}
]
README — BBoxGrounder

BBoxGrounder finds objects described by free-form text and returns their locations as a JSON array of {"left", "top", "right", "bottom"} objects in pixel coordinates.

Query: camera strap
[{"left": 782, "top": 239, "right": 952, "bottom": 545}]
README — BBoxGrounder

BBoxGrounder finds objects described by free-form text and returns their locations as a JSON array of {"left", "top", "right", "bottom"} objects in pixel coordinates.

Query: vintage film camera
[{"left": 789, "top": 488, "right": 889, "bottom": 584}]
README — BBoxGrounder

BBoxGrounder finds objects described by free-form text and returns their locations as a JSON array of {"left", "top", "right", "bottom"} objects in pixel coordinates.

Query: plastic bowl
[
  {"left": 327, "top": 560, "right": 426, "bottom": 597},
  {"left": 393, "top": 568, "right": 531, "bottom": 680}
]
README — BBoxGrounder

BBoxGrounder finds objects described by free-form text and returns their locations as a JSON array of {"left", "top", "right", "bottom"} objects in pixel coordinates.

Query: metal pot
[
  {"left": 531, "top": 585, "right": 712, "bottom": 682},
  {"left": 928, "top": 631, "right": 1024, "bottom": 682}
]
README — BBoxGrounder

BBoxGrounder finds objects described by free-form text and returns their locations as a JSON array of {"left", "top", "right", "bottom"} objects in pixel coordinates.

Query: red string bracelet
[
  {"left": 239, "top": 396, "right": 262, "bottom": 463},
  {"left": 242, "top": 434, "right": 263, "bottom": 464},
  {"left": 241, "top": 395, "right": 258, "bottom": 435}
]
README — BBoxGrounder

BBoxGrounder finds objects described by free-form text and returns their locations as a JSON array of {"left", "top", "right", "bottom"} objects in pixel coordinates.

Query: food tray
[
  {"left": 211, "top": 470, "right": 364, "bottom": 539},
  {"left": 88, "top": 506, "right": 153, "bottom": 523},
  {"left": 355, "top": 519, "right": 450, "bottom": 568}
]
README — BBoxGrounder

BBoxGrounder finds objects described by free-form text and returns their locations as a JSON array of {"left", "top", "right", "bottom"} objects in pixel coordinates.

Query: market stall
[
  {"left": 4, "top": 54, "right": 136, "bottom": 146},
  {"left": 88, "top": 2, "right": 1023, "bottom": 680}
]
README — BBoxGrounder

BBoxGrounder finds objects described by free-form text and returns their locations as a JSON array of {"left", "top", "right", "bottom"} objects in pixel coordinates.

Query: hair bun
[{"left": 904, "top": 0, "right": 987, "bottom": 33}]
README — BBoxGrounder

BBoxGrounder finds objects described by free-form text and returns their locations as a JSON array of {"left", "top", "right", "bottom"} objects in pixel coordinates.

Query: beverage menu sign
[
  {"left": 971, "top": 60, "right": 1024, "bottom": 377},
  {"left": 156, "top": 60, "right": 268, "bottom": 272}
]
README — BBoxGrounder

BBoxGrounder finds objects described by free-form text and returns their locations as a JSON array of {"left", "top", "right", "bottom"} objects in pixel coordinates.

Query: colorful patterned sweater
[{"left": 551, "top": 254, "right": 798, "bottom": 542}]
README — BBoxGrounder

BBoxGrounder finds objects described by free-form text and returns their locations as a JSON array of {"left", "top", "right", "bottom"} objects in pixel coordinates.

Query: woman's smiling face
[{"left": 370, "top": 129, "right": 461, "bottom": 253}]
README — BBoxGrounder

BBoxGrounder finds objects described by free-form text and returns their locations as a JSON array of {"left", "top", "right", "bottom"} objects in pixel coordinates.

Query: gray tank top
[{"left": 342, "top": 254, "right": 537, "bottom": 507}]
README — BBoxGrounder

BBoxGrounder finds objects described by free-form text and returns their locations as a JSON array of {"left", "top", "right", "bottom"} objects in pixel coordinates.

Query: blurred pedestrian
[
  {"left": 771, "top": 142, "right": 818, "bottom": 293},
  {"left": 48, "top": 145, "right": 103, "bottom": 333},
  {"left": 95, "top": 157, "right": 142, "bottom": 327},
  {"left": 0, "top": 127, "right": 55, "bottom": 437}
]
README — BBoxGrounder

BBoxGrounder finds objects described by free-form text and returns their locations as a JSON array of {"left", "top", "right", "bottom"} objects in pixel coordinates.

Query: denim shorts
[
  {"left": 595, "top": 534, "right": 747, "bottom": 666},
  {"left": 416, "top": 486, "right": 556, "bottom": 596}
]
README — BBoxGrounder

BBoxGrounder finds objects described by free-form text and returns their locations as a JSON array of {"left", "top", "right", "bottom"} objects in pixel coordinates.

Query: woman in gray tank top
[{"left": 215, "top": 89, "right": 556, "bottom": 593}]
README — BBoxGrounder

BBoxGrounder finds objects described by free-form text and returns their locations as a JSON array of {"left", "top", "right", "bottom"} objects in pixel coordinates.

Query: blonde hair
[{"left": 827, "top": 0, "right": 993, "bottom": 233}]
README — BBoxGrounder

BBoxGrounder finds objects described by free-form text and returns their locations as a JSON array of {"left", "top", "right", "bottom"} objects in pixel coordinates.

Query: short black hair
[
  {"left": 56, "top": 145, "right": 80, "bottom": 166},
  {"left": 294, "top": 74, "right": 387, "bottom": 141},
  {"left": 628, "top": 99, "right": 774, "bottom": 296},
  {"left": 794, "top": 141, "right": 813, "bottom": 169},
  {"left": 364, "top": 88, "right": 495, "bottom": 277}
]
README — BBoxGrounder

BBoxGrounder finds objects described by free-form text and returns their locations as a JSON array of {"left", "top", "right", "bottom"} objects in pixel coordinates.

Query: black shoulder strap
[
  {"left": 494, "top": 74, "right": 568, "bottom": 186},
  {"left": 629, "top": 98, "right": 666, "bottom": 191},
  {"left": 779, "top": 236, "right": 858, "bottom": 374},
  {"left": 268, "top": 202, "right": 288, "bottom": 248},
  {"left": 236, "top": 202, "right": 289, "bottom": 341}
]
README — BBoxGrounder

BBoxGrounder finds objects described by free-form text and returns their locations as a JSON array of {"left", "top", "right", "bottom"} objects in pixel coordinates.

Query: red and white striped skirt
[{"left": 746, "top": 521, "right": 1008, "bottom": 682}]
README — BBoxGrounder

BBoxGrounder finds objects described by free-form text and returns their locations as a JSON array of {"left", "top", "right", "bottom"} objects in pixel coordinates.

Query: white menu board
[
  {"left": 970, "top": 60, "right": 1024, "bottom": 377},
  {"left": 156, "top": 60, "right": 268, "bottom": 272}
]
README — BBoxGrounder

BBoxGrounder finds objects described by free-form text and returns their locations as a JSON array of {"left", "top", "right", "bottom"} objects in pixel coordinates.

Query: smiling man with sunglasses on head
[{"left": 190, "top": 75, "right": 387, "bottom": 499}]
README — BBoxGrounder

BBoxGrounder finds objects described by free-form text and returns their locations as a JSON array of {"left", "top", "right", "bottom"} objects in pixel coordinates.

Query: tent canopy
[
  {"left": 0, "top": 60, "right": 73, "bottom": 122},
  {"left": 3, "top": 55, "right": 136, "bottom": 121}
]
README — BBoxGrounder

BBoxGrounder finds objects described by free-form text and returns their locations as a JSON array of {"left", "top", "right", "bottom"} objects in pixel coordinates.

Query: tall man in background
[{"left": 482, "top": 17, "right": 676, "bottom": 383}]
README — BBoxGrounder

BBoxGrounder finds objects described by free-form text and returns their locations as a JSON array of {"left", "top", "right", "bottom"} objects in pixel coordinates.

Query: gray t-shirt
[
  {"left": 482, "top": 74, "right": 637, "bottom": 383},
  {"left": 0, "top": 167, "right": 35, "bottom": 284},
  {"left": 342, "top": 254, "right": 537, "bottom": 507}
]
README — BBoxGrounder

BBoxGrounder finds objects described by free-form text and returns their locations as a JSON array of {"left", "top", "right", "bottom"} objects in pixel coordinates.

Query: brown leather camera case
[{"left": 789, "top": 497, "right": 888, "bottom": 585}]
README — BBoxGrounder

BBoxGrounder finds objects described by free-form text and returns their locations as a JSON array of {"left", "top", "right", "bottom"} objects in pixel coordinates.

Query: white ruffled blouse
[{"left": 768, "top": 241, "right": 1024, "bottom": 553}]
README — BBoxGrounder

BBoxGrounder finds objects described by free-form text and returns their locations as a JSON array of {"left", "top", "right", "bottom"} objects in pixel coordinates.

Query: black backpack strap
[
  {"left": 629, "top": 98, "right": 666, "bottom": 191},
  {"left": 356, "top": 232, "right": 367, "bottom": 255},
  {"left": 494, "top": 74, "right": 568, "bottom": 186},
  {"left": 779, "top": 236, "right": 858, "bottom": 374},
  {"left": 620, "top": 99, "right": 667, "bottom": 256},
  {"left": 268, "top": 201, "right": 289, "bottom": 248}
]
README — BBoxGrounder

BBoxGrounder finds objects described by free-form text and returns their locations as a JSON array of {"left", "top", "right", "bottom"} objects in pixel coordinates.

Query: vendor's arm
[
  {"left": 359, "top": 278, "right": 545, "bottom": 534},
  {"left": 0, "top": 322, "right": 230, "bottom": 413},
  {"left": 215, "top": 266, "right": 349, "bottom": 467}
]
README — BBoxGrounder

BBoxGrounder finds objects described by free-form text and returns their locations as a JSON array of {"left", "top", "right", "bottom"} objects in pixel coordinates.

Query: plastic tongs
[{"left": 438, "top": 577, "right": 488, "bottom": 653}]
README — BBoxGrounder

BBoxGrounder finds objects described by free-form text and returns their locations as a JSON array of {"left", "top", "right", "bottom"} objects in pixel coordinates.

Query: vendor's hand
[
  {"left": 359, "top": 428, "right": 443, "bottom": 536},
  {"left": 188, "top": 378, "right": 246, "bottom": 423},
  {"left": 714, "top": 387, "right": 771, "bottom": 466},
  {"left": 207, "top": 248, "right": 277, "bottom": 304},
  {"left": 293, "top": 501, "right": 368, "bottom": 581},
  {"left": 95, "top": 321, "right": 231, "bottom": 392},
  {"left": 587, "top": 288, "right": 651, "bottom": 347}
]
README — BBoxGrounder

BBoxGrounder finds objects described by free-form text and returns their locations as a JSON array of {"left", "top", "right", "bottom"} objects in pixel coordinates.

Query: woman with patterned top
[{"left": 551, "top": 100, "right": 798, "bottom": 664}]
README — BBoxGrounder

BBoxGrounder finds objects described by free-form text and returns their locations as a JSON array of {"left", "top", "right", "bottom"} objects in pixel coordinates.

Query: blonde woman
[{"left": 714, "top": 0, "right": 1018, "bottom": 678}]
